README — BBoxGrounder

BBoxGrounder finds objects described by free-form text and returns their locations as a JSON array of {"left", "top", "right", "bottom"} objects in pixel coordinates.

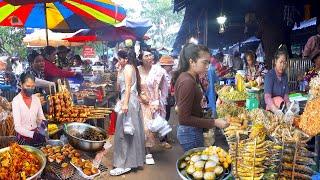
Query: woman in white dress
[{"left": 110, "top": 50, "right": 145, "bottom": 176}]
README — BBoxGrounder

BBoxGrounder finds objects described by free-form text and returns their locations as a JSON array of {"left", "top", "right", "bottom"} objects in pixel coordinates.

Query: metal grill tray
[
  {"left": 42, "top": 140, "right": 108, "bottom": 180},
  {"left": 48, "top": 152, "right": 108, "bottom": 180}
]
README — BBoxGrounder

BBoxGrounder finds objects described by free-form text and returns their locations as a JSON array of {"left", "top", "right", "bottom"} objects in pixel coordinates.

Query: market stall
[
  {"left": 176, "top": 73, "right": 320, "bottom": 179},
  {"left": 0, "top": 76, "right": 114, "bottom": 179}
]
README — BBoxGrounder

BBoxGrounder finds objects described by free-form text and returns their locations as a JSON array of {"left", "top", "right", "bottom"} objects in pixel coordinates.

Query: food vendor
[
  {"left": 264, "top": 48, "right": 290, "bottom": 116},
  {"left": 174, "top": 43, "right": 229, "bottom": 152},
  {"left": 243, "top": 51, "right": 266, "bottom": 84},
  {"left": 57, "top": 45, "right": 71, "bottom": 69},
  {"left": 42, "top": 46, "right": 80, "bottom": 82},
  {"left": 12, "top": 72, "right": 47, "bottom": 146},
  {"left": 27, "top": 50, "right": 55, "bottom": 95}
]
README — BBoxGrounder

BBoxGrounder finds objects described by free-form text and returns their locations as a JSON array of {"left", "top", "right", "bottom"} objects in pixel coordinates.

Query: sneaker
[
  {"left": 110, "top": 168, "right": 131, "bottom": 176},
  {"left": 145, "top": 154, "right": 155, "bottom": 165}
]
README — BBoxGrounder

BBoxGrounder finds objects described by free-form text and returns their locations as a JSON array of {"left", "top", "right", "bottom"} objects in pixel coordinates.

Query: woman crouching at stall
[
  {"left": 12, "top": 72, "right": 47, "bottom": 146},
  {"left": 174, "top": 43, "right": 229, "bottom": 152},
  {"left": 110, "top": 50, "right": 145, "bottom": 176}
]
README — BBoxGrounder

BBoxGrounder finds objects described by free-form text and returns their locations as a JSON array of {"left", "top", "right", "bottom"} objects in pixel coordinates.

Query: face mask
[{"left": 23, "top": 88, "right": 35, "bottom": 97}]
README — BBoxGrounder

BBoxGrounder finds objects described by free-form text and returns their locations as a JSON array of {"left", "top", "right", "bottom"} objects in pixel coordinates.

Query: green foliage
[
  {"left": 140, "top": 0, "right": 184, "bottom": 48},
  {"left": 0, "top": 27, "right": 27, "bottom": 59}
]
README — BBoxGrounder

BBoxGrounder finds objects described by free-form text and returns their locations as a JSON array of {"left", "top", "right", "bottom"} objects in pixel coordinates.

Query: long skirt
[{"left": 113, "top": 95, "right": 145, "bottom": 168}]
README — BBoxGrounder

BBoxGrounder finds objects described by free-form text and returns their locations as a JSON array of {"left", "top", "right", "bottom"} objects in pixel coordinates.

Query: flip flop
[
  {"left": 161, "top": 142, "right": 172, "bottom": 149},
  {"left": 110, "top": 168, "right": 131, "bottom": 176}
]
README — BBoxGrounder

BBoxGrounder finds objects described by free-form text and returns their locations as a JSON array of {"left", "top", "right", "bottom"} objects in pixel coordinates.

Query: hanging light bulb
[
  {"left": 219, "top": 25, "right": 225, "bottom": 33},
  {"left": 217, "top": 15, "right": 227, "bottom": 33},
  {"left": 217, "top": 15, "right": 227, "bottom": 25},
  {"left": 189, "top": 37, "right": 198, "bottom": 45}
]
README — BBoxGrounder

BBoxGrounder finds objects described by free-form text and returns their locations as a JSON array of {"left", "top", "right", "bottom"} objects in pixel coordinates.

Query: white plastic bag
[
  {"left": 123, "top": 114, "right": 135, "bottom": 135},
  {"left": 115, "top": 101, "right": 135, "bottom": 135},
  {"left": 284, "top": 101, "right": 300, "bottom": 124},
  {"left": 147, "top": 114, "right": 167, "bottom": 133}
]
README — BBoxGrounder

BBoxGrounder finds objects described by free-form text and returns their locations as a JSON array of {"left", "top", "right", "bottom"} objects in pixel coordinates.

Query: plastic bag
[
  {"left": 284, "top": 101, "right": 300, "bottom": 124},
  {"left": 123, "top": 114, "right": 135, "bottom": 135},
  {"left": 93, "top": 140, "right": 112, "bottom": 168},
  {"left": 115, "top": 101, "right": 135, "bottom": 135},
  {"left": 158, "top": 124, "right": 172, "bottom": 137},
  {"left": 203, "top": 129, "right": 215, "bottom": 147},
  {"left": 147, "top": 114, "right": 167, "bottom": 133}
]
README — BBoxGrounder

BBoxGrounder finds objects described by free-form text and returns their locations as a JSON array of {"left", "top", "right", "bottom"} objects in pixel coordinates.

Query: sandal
[
  {"left": 145, "top": 154, "right": 155, "bottom": 165},
  {"left": 161, "top": 142, "right": 172, "bottom": 149},
  {"left": 110, "top": 168, "right": 131, "bottom": 176}
]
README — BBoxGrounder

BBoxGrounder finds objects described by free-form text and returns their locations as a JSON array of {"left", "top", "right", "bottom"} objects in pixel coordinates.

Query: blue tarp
[{"left": 292, "top": 17, "right": 317, "bottom": 30}]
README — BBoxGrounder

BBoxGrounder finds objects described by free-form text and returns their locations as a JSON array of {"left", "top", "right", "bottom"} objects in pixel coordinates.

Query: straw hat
[
  {"left": 0, "top": 56, "right": 8, "bottom": 64},
  {"left": 159, "top": 55, "right": 174, "bottom": 66}
]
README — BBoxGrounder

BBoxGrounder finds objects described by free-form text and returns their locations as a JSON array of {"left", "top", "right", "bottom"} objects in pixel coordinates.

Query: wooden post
[{"left": 44, "top": 3, "right": 49, "bottom": 46}]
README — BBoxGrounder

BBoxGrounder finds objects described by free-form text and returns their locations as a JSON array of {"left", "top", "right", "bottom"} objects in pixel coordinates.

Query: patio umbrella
[
  {"left": 23, "top": 29, "right": 84, "bottom": 47},
  {"left": 0, "top": 0, "right": 126, "bottom": 44},
  {"left": 64, "top": 18, "right": 152, "bottom": 43},
  {"left": 64, "top": 27, "right": 136, "bottom": 43},
  {"left": 115, "top": 18, "right": 152, "bottom": 38}
]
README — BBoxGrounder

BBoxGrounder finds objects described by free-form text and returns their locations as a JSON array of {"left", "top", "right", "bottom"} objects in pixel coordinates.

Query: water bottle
[{"left": 299, "top": 81, "right": 305, "bottom": 92}]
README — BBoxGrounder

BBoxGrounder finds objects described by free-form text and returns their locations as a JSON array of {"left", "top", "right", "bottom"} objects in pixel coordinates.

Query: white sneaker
[
  {"left": 110, "top": 168, "right": 131, "bottom": 176},
  {"left": 145, "top": 154, "right": 155, "bottom": 165}
]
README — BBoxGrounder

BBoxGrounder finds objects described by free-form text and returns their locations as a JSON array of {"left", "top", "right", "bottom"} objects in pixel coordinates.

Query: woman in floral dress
[{"left": 138, "top": 50, "right": 168, "bottom": 165}]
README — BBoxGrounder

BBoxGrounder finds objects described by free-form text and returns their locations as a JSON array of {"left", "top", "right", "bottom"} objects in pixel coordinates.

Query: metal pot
[
  {"left": 176, "top": 147, "right": 232, "bottom": 180},
  {"left": 63, "top": 122, "right": 107, "bottom": 152},
  {"left": 0, "top": 145, "right": 47, "bottom": 180}
]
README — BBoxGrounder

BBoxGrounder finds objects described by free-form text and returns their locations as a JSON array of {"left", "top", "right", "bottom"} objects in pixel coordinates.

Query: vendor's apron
[
  {"left": 16, "top": 130, "right": 44, "bottom": 147},
  {"left": 266, "top": 96, "right": 285, "bottom": 111}
]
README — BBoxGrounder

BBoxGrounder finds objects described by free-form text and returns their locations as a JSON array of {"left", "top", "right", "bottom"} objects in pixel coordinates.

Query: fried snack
[
  {"left": 309, "top": 74, "right": 320, "bottom": 99},
  {"left": 218, "top": 86, "right": 247, "bottom": 101},
  {"left": 41, "top": 144, "right": 79, "bottom": 163},
  {"left": 217, "top": 101, "right": 246, "bottom": 118},
  {"left": 0, "top": 143, "right": 41, "bottom": 180},
  {"left": 299, "top": 97, "right": 320, "bottom": 136}
]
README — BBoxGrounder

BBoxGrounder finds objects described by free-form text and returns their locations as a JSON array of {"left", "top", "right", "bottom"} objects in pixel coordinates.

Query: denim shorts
[{"left": 177, "top": 125, "right": 204, "bottom": 152}]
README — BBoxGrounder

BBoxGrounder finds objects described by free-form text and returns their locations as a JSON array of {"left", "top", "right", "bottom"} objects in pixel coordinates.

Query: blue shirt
[
  {"left": 206, "top": 64, "right": 218, "bottom": 117},
  {"left": 264, "top": 69, "right": 289, "bottom": 98}
]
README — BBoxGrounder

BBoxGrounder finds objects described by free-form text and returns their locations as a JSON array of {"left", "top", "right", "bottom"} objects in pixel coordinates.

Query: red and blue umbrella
[
  {"left": 0, "top": 0, "right": 126, "bottom": 31},
  {"left": 64, "top": 18, "right": 152, "bottom": 43},
  {"left": 64, "top": 27, "right": 137, "bottom": 42}
]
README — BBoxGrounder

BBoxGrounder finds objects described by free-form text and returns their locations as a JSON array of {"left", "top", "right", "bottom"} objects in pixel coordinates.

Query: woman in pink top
[
  {"left": 138, "top": 50, "right": 168, "bottom": 165},
  {"left": 12, "top": 73, "right": 47, "bottom": 146}
]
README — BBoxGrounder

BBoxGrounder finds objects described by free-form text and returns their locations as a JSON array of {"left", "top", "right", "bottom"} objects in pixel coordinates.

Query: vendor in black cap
[
  {"left": 57, "top": 45, "right": 71, "bottom": 69},
  {"left": 304, "top": 50, "right": 320, "bottom": 83}
]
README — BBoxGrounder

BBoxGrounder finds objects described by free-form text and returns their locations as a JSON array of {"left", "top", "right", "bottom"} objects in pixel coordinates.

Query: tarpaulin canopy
[{"left": 23, "top": 29, "right": 84, "bottom": 47}]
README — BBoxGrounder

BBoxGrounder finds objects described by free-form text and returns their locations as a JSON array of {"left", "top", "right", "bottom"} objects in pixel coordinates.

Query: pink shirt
[
  {"left": 12, "top": 93, "right": 45, "bottom": 138},
  {"left": 303, "top": 34, "right": 320, "bottom": 58}
]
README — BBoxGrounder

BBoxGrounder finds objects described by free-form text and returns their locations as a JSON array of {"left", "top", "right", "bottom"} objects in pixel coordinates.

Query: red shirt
[
  {"left": 44, "top": 60, "right": 75, "bottom": 81},
  {"left": 21, "top": 91, "right": 32, "bottom": 108}
]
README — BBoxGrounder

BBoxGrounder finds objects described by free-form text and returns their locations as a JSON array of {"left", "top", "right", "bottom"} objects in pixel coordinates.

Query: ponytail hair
[{"left": 172, "top": 43, "right": 210, "bottom": 84}]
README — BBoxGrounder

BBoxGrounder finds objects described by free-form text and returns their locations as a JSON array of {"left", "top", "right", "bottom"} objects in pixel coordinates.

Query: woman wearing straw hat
[{"left": 159, "top": 55, "right": 175, "bottom": 149}]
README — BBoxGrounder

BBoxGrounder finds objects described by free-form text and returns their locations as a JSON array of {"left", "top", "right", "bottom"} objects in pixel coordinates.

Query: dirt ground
[{"left": 96, "top": 110, "right": 228, "bottom": 180}]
